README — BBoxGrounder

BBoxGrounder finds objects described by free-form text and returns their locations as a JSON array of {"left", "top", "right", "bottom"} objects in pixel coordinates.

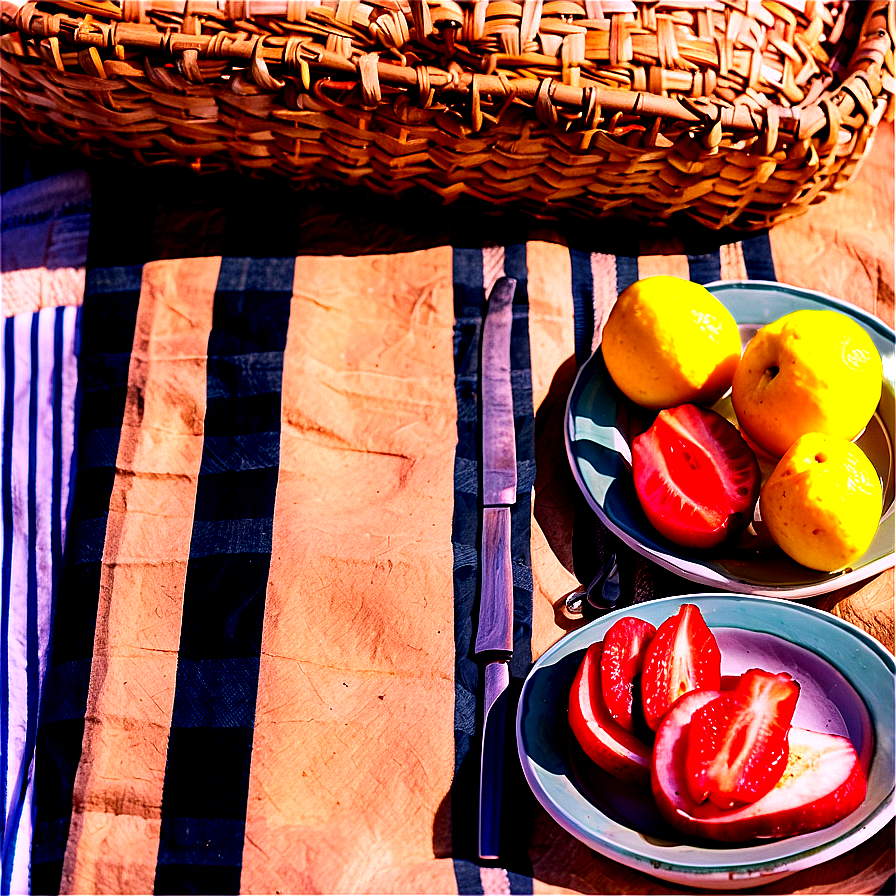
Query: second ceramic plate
[{"left": 516, "top": 595, "right": 895, "bottom": 889}]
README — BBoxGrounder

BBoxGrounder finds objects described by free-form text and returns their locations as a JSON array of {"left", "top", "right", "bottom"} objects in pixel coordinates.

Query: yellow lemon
[
  {"left": 601, "top": 276, "right": 742, "bottom": 410},
  {"left": 731, "top": 309, "right": 882, "bottom": 458},
  {"left": 759, "top": 432, "right": 882, "bottom": 572}
]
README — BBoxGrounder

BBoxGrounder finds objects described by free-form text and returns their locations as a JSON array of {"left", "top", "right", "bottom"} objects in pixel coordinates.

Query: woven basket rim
[
  {"left": 4, "top": 1, "right": 892, "bottom": 139},
  {"left": 2, "top": 0, "right": 893, "bottom": 231}
]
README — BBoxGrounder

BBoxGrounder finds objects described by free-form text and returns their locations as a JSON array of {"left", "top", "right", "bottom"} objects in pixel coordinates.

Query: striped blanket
[
  {"left": 2, "top": 171, "right": 88, "bottom": 895},
  {"left": 2, "top": 122, "right": 893, "bottom": 896}
]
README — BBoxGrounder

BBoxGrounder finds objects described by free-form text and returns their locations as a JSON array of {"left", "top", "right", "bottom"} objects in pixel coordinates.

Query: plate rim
[
  {"left": 712, "top": 279, "right": 896, "bottom": 349},
  {"left": 564, "top": 279, "right": 896, "bottom": 599},
  {"left": 515, "top": 593, "right": 896, "bottom": 882}
]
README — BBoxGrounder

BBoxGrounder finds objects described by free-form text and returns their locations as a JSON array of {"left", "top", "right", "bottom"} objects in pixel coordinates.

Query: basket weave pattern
[{"left": 1, "top": 0, "right": 893, "bottom": 229}]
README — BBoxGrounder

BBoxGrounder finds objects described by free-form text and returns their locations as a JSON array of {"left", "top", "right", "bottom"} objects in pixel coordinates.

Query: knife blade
[{"left": 475, "top": 276, "right": 517, "bottom": 861}]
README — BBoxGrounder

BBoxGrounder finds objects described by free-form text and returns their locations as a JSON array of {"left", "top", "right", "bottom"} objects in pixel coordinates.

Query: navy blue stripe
[
  {"left": 30, "top": 267, "right": 143, "bottom": 896},
  {"left": 75, "top": 384, "right": 131, "bottom": 433},
  {"left": 450, "top": 248, "right": 487, "bottom": 885},
  {"left": 615, "top": 256, "right": 639, "bottom": 294},
  {"left": 155, "top": 817, "right": 246, "bottom": 866},
  {"left": 490, "top": 246, "right": 535, "bottom": 892},
  {"left": 77, "top": 350, "right": 131, "bottom": 394},
  {"left": 32, "top": 660, "right": 92, "bottom": 725},
  {"left": 155, "top": 257, "right": 292, "bottom": 895},
  {"left": 193, "top": 468, "right": 279, "bottom": 522},
  {"left": 155, "top": 864, "right": 241, "bottom": 895},
  {"left": 63, "top": 517, "right": 109, "bottom": 566},
  {"left": 502, "top": 245, "right": 534, "bottom": 686},
  {"left": 450, "top": 248, "right": 535, "bottom": 889},
  {"left": 569, "top": 247, "right": 596, "bottom": 359},
  {"left": 688, "top": 251, "right": 722, "bottom": 284},
  {"left": 569, "top": 249, "right": 595, "bottom": 367},
  {"left": 1, "top": 318, "right": 14, "bottom": 869},
  {"left": 169, "top": 659, "right": 259, "bottom": 727},
  {"left": 198, "top": 433, "right": 281, "bottom": 475},
  {"left": 0, "top": 199, "right": 92, "bottom": 235},
  {"left": 79, "top": 265, "right": 144, "bottom": 299},
  {"left": 568, "top": 248, "right": 605, "bottom": 590},
  {"left": 162, "top": 729, "right": 256, "bottom": 826},
  {"left": 453, "top": 860, "right": 485, "bottom": 895},
  {"left": 76, "top": 427, "right": 124, "bottom": 470},
  {"left": 187, "top": 521, "right": 274, "bottom": 558},
  {"left": 741, "top": 232, "right": 777, "bottom": 281},
  {"left": 508, "top": 869, "right": 535, "bottom": 894},
  {"left": 206, "top": 353, "right": 286, "bottom": 400}
]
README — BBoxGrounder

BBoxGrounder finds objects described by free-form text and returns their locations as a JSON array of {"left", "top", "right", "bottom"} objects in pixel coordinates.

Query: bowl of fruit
[
  {"left": 516, "top": 595, "right": 895, "bottom": 890},
  {"left": 565, "top": 278, "right": 895, "bottom": 596}
]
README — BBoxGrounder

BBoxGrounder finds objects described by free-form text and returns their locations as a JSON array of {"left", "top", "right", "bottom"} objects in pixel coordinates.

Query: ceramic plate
[
  {"left": 565, "top": 280, "right": 895, "bottom": 597},
  {"left": 516, "top": 594, "right": 895, "bottom": 890}
]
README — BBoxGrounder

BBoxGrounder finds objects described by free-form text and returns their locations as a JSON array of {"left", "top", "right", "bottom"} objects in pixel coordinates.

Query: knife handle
[
  {"left": 478, "top": 660, "right": 510, "bottom": 860},
  {"left": 475, "top": 506, "right": 514, "bottom": 656}
]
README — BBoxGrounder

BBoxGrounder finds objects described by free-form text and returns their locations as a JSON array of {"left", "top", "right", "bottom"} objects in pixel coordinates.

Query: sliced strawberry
[
  {"left": 600, "top": 617, "right": 656, "bottom": 733},
  {"left": 632, "top": 404, "right": 760, "bottom": 550},
  {"left": 641, "top": 604, "right": 721, "bottom": 732},
  {"left": 685, "top": 669, "right": 800, "bottom": 809},
  {"left": 652, "top": 689, "right": 867, "bottom": 842},
  {"left": 568, "top": 640, "right": 652, "bottom": 782}
]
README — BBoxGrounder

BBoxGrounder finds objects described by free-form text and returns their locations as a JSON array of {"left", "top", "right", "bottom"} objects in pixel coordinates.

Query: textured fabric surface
[
  {"left": 2, "top": 120, "right": 894, "bottom": 895},
  {"left": 1, "top": 172, "right": 88, "bottom": 896}
]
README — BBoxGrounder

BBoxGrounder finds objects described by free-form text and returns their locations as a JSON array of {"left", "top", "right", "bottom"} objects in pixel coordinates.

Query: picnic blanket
[
  {"left": 2, "top": 170, "right": 88, "bottom": 896},
  {"left": 1, "top": 117, "right": 893, "bottom": 896}
]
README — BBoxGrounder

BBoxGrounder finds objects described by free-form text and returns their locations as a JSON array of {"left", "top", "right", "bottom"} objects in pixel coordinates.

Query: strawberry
[
  {"left": 600, "top": 616, "right": 656, "bottom": 734},
  {"left": 684, "top": 669, "right": 800, "bottom": 809},
  {"left": 568, "top": 640, "right": 652, "bottom": 782},
  {"left": 652, "top": 689, "right": 867, "bottom": 842},
  {"left": 632, "top": 404, "right": 760, "bottom": 550},
  {"left": 640, "top": 604, "right": 721, "bottom": 732}
]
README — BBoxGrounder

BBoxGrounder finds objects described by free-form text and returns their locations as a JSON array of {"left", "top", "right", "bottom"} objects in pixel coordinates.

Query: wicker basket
[{"left": 1, "top": 1, "right": 893, "bottom": 230}]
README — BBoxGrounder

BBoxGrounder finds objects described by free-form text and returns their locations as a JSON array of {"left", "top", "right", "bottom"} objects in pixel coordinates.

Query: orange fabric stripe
[
  {"left": 526, "top": 242, "right": 580, "bottom": 662},
  {"left": 636, "top": 253, "right": 690, "bottom": 282},
  {"left": 720, "top": 242, "right": 749, "bottom": 281},
  {"left": 60, "top": 257, "right": 220, "bottom": 895},
  {"left": 240, "top": 249, "right": 459, "bottom": 895}
]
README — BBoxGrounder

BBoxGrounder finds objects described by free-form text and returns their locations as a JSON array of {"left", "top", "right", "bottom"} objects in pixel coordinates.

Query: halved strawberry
[
  {"left": 640, "top": 604, "right": 721, "bottom": 732},
  {"left": 685, "top": 669, "right": 800, "bottom": 809},
  {"left": 600, "top": 617, "right": 656, "bottom": 733},
  {"left": 652, "top": 689, "right": 867, "bottom": 842},
  {"left": 568, "top": 640, "right": 652, "bottom": 782},
  {"left": 632, "top": 404, "right": 761, "bottom": 550}
]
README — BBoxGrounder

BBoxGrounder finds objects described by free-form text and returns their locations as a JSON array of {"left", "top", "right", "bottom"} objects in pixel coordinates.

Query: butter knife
[{"left": 475, "top": 276, "right": 517, "bottom": 860}]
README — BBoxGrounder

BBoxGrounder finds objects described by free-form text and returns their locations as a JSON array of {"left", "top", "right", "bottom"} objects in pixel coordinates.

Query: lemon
[
  {"left": 759, "top": 432, "right": 882, "bottom": 572},
  {"left": 601, "top": 276, "right": 742, "bottom": 409},
  {"left": 731, "top": 309, "right": 882, "bottom": 458}
]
